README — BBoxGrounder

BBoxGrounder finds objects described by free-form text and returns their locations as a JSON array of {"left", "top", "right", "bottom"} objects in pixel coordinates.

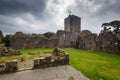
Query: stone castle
[
  {"left": 10, "top": 15, "right": 81, "bottom": 48},
  {"left": 10, "top": 14, "right": 120, "bottom": 55}
]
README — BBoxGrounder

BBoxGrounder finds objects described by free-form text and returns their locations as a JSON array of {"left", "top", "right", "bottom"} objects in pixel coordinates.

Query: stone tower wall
[{"left": 64, "top": 15, "right": 81, "bottom": 33}]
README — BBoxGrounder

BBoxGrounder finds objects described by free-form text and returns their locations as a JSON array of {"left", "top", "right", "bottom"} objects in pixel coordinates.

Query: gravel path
[{"left": 0, "top": 65, "right": 89, "bottom": 80}]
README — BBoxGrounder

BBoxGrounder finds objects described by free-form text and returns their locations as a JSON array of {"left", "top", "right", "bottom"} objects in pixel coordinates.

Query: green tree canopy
[
  {"left": 101, "top": 20, "right": 120, "bottom": 33},
  {"left": 0, "top": 31, "right": 4, "bottom": 43},
  {"left": 101, "top": 23, "right": 111, "bottom": 32},
  {"left": 43, "top": 32, "right": 56, "bottom": 39},
  {"left": 3, "top": 35, "right": 12, "bottom": 47},
  {"left": 109, "top": 21, "right": 120, "bottom": 33}
]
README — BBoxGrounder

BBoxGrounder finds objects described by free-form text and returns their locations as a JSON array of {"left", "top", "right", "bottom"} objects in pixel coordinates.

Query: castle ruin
[
  {"left": 10, "top": 14, "right": 81, "bottom": 48},
  {"left": 56, "top": 15, "right": 81, "bottom": 47},
  {"left": 10, "top": 14, "right": 120, "bottom": 55}
]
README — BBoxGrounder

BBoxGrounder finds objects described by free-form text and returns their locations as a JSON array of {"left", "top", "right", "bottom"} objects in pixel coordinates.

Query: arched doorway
[{"left": 71, "top": 41, "right": 74, "bottom": 47}]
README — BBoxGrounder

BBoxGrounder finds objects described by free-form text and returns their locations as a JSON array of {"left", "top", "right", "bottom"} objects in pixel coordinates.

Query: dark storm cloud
[
  {"left": 0, "top": 15, "right": 31, "bottom": 34},
  {"left": 0, "top": 0, "right": 49, "bottom": 34},
  {"left": 95, "top": 0, "right": 120, "bottom": 15},
  {"left": 0, "top": 0, "right": 120, "bottom": 35},
  {"left": 0, "top": 0, "right": 47, "bottom": 16}
]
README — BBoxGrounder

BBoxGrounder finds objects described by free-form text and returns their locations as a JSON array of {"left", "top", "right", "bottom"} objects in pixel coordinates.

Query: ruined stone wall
[
  {"left": 56, "top": 30, "right": 65, "bottom": 47},
  {"left": 10, "top": 32, "right": 59, "bottom": 49},
  {"left": 10, "top": 30, "right": 120, "bottom": 55},
  {"left": 10, "top": 30, "right": 77, "bottom": 49},
  {"left": 83, "top": 34, "right": 97, "bottom": 50},
  {"left": 77, "top": 30, "right": 97, "bottom": 50},
  {"left": 97, "top": 32, "right": 120, "bottom": 54},
  {"left": 56, "top": 30, "right": 78, "bottom": 47},
  {"left": 77, "top": 30, "right": 120, "bottom": 54}
]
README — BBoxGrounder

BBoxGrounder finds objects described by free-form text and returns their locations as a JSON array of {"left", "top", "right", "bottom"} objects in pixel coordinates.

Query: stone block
[{"left": 5, "top": 60, "right": 18, "bottom": 72}]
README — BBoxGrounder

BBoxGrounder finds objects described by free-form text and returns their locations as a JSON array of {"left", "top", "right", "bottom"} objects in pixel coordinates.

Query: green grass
[
  {"left": 64, "top": 48, "right": 120, "bottom": 80},
  {"left": 0, "top": 48, "right": 52, "bottom": 63},
  {"left": 0, "top": 48, "right": 120, "bottom": 80},
  {"left": 68, "top": 76, "right": 74, "bottom": 80}
]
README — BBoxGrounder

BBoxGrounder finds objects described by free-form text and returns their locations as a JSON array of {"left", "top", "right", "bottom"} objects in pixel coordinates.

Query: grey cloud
[
  {"left": 90, "top": 0, "right": 120, "bottom": 15},
  {"left": 74, "top": 0, "right": 120, "bottom": 33},
  {"left": 0, "top": 0, "right": 47, "bottom": 17},
  {"left": 0, "top": 15, "right": 27, "bottom": 34},
  {"left": 0, "top": 0, "right": 50, "bottom": 34},
  {"left": 0, "top": 0, "right": 120, "bottom": 35},
  {"left": 53, "top": 0, "right": 60, "bottom": 4}
]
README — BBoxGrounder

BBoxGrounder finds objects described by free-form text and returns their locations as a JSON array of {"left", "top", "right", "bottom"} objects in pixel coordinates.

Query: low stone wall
[
  {"left": 0, "top": 60, "right": 18, "bottom": 73},
  {"left": 33, "top": 54, "right": 69, "bottom": 69},
  {"left": 0, "top": 48, "right": 69, "bottom": 73},
  {"left": 33, "top": 48, "right": 69, "bottom": 69},
  {"left": 5, "top": 60, "right": 18, "bottom": 72},
  {"left": 0, "top": 64, "right": 5, "bottom": 72}
]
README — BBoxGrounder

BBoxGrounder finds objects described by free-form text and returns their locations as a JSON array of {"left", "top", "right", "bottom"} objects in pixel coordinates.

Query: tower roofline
[{"left": 65, "top": 15, "right": 80, "bottom": 20}]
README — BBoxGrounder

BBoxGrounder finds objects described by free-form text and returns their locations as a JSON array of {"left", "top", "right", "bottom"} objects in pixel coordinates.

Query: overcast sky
[{"left": 0, "top": 0, "right": 120, "bottom": 35}]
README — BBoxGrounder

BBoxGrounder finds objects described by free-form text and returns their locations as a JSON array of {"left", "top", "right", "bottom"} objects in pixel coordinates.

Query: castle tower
[
  {"left": 64, "top": 15, "right": 81, "bottom": 33},
  {"left": 56, "top": 14, "right": 81, "bottom": 47}
]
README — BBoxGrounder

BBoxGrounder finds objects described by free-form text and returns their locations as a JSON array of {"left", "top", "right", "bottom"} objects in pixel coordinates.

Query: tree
[
  {"left": 101, "top": 23, "right": 111, "bottom": 32},
  {"left": 0, "top": 31, "right": 4, "bottom": 43},
  {"left": 43, "top": 32, "right": 56, "bottom": 39},
  {"left": 3, "top": 35, "right": 12, "bottom": 47},
  {"left": 109, "top": 20, "right": 120, "bottom": 33},
  {"left": 101, "top": 20, "right": 120, "bottom": 34}
]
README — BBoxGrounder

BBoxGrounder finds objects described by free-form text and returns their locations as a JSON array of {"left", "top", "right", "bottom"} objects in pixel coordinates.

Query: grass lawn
[
  {"left": 64, "top": 48, "right": 120, "bottom": 80},
  {"left": 0, "top": 48, "right": 52, "bottom": 63},
  {"left": 0, "top": 48, "right": 120, "bottom": 80}
]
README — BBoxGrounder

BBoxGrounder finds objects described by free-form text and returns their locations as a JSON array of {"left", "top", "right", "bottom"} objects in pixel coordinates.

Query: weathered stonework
[
  {"left": 33, "top": 48, "right": 69, "bottom": 69},
  {"left": 97, "top": 32, "right": 120, "bottom": 54},
  {"left": 76, "top": 30, "right": 97, "bottom": 50},
  {"left": 0, "top": 44, "right": 21, "bottom": 56},
  {"left": 10, "top": 15, "right": 81, "bottom": 49},
  {"left": 10, "top": 32, "right": 58, "bottom": 49},
  {"left": 77, "top": 31, "right": 120, "bottom": 54},
  {"left": 9, "top": 14, "right": 120, "bottom": 55},
  {"left": 56, "top": 30, "right": 78, "bottom": 47},
  {"left": 64, "top": 15, "right": 81, "bottom": 33},
  {"left": 5, "top": 60, "right": 18, "bottom": 72}
]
